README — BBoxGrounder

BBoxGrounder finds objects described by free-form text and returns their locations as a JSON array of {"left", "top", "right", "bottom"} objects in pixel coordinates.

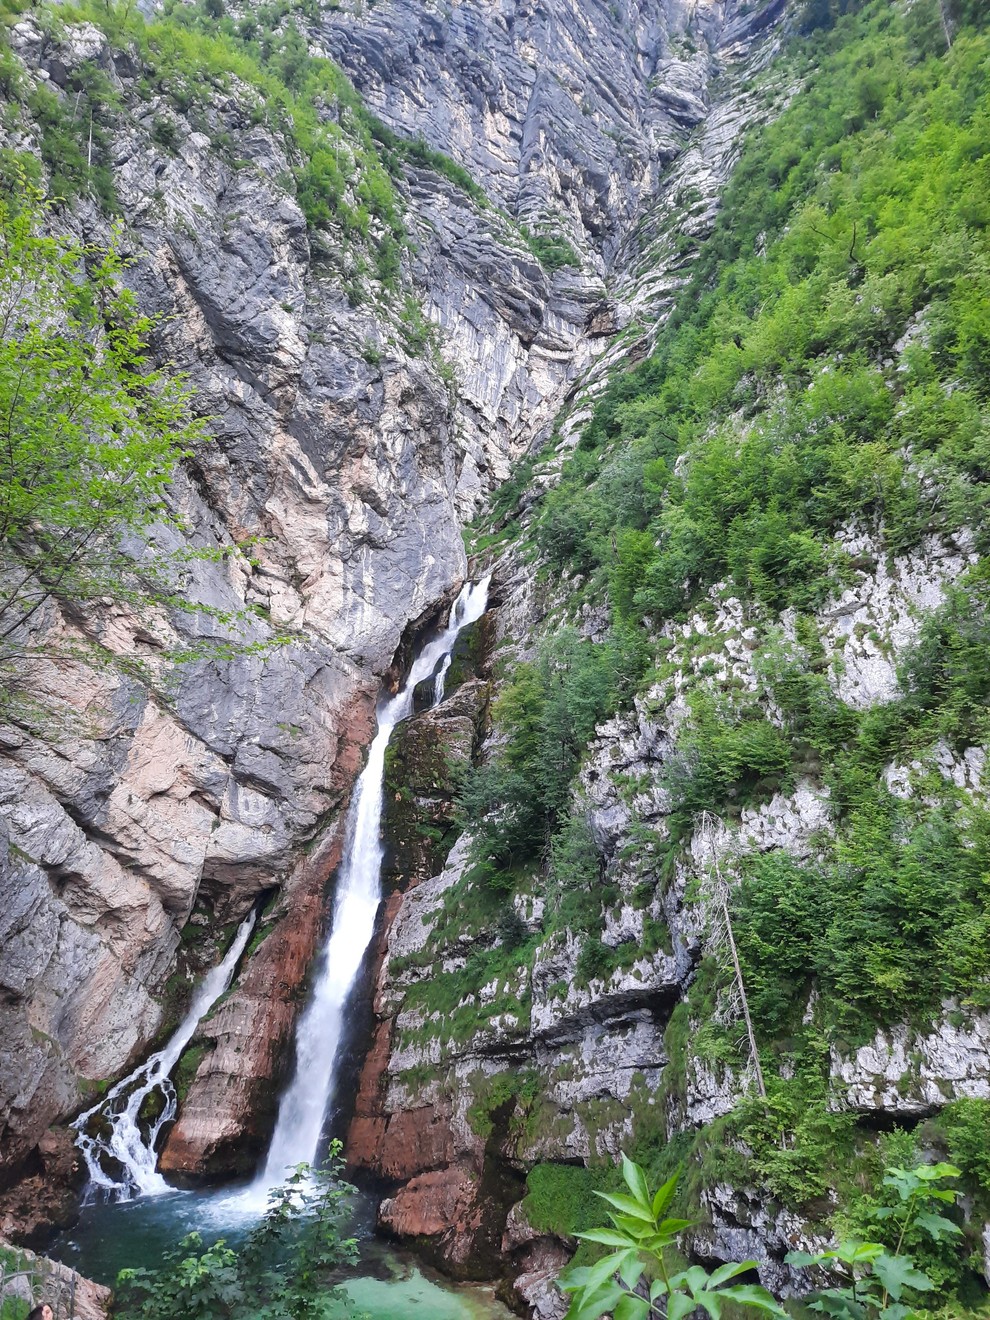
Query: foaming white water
[
  {"left": 260, "top": 576, "right": 491, "bottom": 1188},
  {"left": 73, "top": 911, "right": 256, "bottom": 1202}
]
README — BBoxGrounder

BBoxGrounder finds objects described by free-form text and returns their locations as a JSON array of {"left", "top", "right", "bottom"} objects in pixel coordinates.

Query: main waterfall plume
[{"left": 260, "top": 577, "right": 491, "bottom": 1185}]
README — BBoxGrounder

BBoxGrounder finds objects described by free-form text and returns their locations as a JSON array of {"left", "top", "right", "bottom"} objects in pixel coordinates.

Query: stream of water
[
  {"left": 56, "top": 577, "right": 498, "bottom": 1315},
  {"left": 260, "top": 574, "right": 490, "bottom": 1186},
  {"left": 72, "top": 910, "right": 257, "bottom": 1201}
]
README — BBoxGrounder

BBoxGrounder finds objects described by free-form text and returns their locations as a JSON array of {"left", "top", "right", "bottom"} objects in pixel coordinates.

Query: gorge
[{"left": 1, "top": 0, "right": 989, "bottom": 1317}]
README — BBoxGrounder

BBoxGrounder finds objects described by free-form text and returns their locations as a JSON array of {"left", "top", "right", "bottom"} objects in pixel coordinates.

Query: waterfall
[
  {"left": 73, "top": 910, "right": 256, "bottom": 1201},
  {"left": 260, "top": 575, "right": 491, "bottom": 1186}
]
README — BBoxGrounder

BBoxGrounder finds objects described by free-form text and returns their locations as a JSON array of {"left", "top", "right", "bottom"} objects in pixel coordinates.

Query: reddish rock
[
  {"left": 379, "top": 1166, "right": 478, "bottom": 1239},
  {"left": 160, "top": 689, "right": 376, "bottom": 1177}
]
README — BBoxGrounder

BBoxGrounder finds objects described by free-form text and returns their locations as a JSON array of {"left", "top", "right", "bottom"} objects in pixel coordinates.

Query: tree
[
  {"left": 115, "top": 1151, "right": 359, "bottom": 1319},
  {"left": 0, "top": 179, "right": 203, "bottom": 651},
  {"left": 696, "top": 812, "right": 766, "bottom": 1101}
]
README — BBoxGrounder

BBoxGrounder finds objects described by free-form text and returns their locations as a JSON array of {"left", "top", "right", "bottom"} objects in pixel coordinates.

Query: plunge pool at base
[{"left": 50, "top": 1185, "right": 515, "bottom": 1320}]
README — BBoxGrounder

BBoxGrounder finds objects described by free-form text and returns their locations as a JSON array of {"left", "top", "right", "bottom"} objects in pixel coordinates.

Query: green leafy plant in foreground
[
  {"left": 786, "top": 1162, "right": 963, "bottom": 1320},
  {"left": 558, "top": 1155, "right": 786, "bottom": 1320},
  {"left": 115, "top": 1148, "right": 358, "bottom": 1319},
  {"left": 560, "top": 1159, "right": 968, "bottom": 1320}
]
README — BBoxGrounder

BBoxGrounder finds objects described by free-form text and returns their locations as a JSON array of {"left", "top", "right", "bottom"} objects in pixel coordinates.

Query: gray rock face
[
  {"left": 0, "top": 0, "right": 790, "bottom": 1260},
  {"left": 319, "top": 0, "right": 786, "bottom": 262}
]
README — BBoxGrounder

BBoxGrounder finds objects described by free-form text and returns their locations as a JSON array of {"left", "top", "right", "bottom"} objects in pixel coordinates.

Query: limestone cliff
[{"left": 0, "top": 0, "right": 790, "bottom": 1229}]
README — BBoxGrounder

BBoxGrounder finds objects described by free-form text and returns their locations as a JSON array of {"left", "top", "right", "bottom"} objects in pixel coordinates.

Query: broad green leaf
[
  {"left": 564, "top": 1280, "right": 626, "bottom": 1320},
  {"left": 785, "top": 1250, "right": 829, "bottom": 1267},
  {"left": 879, "top": 1304, "right": 913, "bottom": 1320},
  {"left": 681, "top": 1265, "right": 712, "bottom": 1296},
  {"left": 658, "top": 1217, "right": 694, "bottom": 1237},
  {"left": 810, "top": 1296, "right": 869, "bottom": 1320},
  {"left": 615, "top": 1294, "right": 651, "bottom": 1320},
  {"left": 576, "top": 1228, "right": 639, "bottom": 1248},
  {"left": 578, "top": 1249, "right": 630, "bottom": 1295},
  {"left": 650, "top": 1279, "right": 669, "bottom": 1302},
  {"left": 697, "top": 1292, "right": 722, "bottom": 1320},
  {"left": 914, "top": 1210, "right": 962, "bottom": 1242},
  {"left": 610, "top": 1214, "right": 657, "bottom": 1242},
  {"left": 708, "top": 1260, "right": 760, "bottom": 1289},
  {"left": 618, "top": 1252, "right": 645, "bottom": 1291},
  {"left": 621, "top": 1152, "right": 653, "bottom": 1212},
  {"left": 668, "top": 1291, "right": 697, "bottom": 1320},
  {"left": 652, "top": 1170, "right": 681, "bottom": 1220},
  {"left": 719, "top": 1283, "right": 788, "bottom": 1316},
  {"left": 594, "top": 1191, "right": 656, "bottom": 1222},
  {"left": 834, "top": 1241, "right": 883, "bottom": 1264},
  {"left": 872, "top": 1253, "right": 933, "bottom": 1301},
  {"left": 918, "top": 1162, "right": 961, "bottom": 1181}
]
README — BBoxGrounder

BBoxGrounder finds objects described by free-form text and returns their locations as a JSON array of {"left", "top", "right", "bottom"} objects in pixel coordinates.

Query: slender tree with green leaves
[
  {"left": 786, "top": 1163, "right": 964, "bottom": 1320},
  {"left": 0, "top": 178, "right": 202, "bottom": 649}
]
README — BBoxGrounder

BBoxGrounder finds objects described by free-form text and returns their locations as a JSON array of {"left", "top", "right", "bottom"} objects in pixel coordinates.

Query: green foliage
[
  {"left": 367, "top": 117, "right": 489, "bottom": 207},
  {"left": 663, "top": 692, "right": 793, "bottom": 831},
  {"left": 9, "top": 54, "right": 122, "bottom": 208},
  {"left": 521, "top": 225, "right": 581, "bottom": 274},
  {"left": 723, "top": 1047, "right": 856, "bottom": 1208},
  {"left": 115, "top": 1151, "right": 358, "bottom": 1319},
  {"left": 786, "top": 1163, "right": 964, "bottom": 1319},
  {"left": 730, "top": 792, "right": 990, "bottom": 1040},
  {"left": 521, "top": 1164, "right": 610, "bottom": 1238},
  {"left": 934, "top": 1099, "right": 990, "bottom": 1200},
  {"left": 533, "top": 1, "right": 990, "bottom": 630},
  {"left": 466, "top": 1068, "right": 539, "bottom": 1139},
  {"left": 558, "top": 1158, "right": 786, "bottom": 1320},
  {"left": 172, "top": 1043, "right": 208, "bottom": 1103},
  {"left": 0, "top": 181, "right": 203, "bottom": 649},
  {"left": 41, "top": 0, "right": 408, "bottom": 252},
  {"left": 457, "top": 628, "right": 622, "bottom": 881}
]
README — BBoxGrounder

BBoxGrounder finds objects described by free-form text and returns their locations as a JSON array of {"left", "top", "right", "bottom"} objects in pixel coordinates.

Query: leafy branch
[{"left": 558, "top": 1156, "right": 786, "bottom": 1320}]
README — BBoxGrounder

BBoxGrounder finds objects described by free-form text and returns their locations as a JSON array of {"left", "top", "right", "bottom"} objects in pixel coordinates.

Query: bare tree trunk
[
  {"left": 720, "top": 892, "right": 767, "bottom": 1101},
  {"left": 701, "top": 812, "right": 767, "bottom": 1102}
]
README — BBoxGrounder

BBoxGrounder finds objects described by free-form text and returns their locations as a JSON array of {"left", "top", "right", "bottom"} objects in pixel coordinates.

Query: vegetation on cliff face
[
  {"left": 432, "top": 0, "right": 990, "bottom": 1302},
  {"left": 0, "top": 187, "right": 201, "bottom": 656}
]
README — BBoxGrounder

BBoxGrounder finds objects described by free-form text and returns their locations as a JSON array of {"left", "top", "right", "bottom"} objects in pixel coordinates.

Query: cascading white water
[
  {"left": 73, "top": 910, "right": 256, "bottom": 1201},
  {"left": 260, "top": 575, "right": 491, "bottom": 1186}
]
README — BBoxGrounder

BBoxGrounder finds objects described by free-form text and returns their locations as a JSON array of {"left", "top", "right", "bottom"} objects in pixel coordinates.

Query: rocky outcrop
[
  {"left": 0, "top": 1237, "right": 110, "bottom": 1320},
  {"left": 0, "top": 0, "right": 614, "bottom": 1197},
  {"left": 2, "top": 0, "right": 879, "bottom": 1308},
  {"left": 346, "top": 503, "right": 990, "bottom": 1300}
]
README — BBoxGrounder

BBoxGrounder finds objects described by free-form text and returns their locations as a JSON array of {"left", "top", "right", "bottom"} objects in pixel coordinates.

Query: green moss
[
  {"left": 173, "top": 1042, "right": 209, "bottom": 1103},
  {"left": 465, "top": 1068, "right": 539, "bottom": 1139},
  {"left": 519, "top": 1163, "right": 609, "bottom": 1239}
]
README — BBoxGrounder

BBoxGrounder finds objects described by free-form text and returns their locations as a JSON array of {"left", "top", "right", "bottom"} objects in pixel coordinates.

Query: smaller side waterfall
[
  {"left": 74, "top": 910, "right": 256, "bottom": 1201},
  {"left": 260, "top": 576, "right": 491, "bottom": 1187}
]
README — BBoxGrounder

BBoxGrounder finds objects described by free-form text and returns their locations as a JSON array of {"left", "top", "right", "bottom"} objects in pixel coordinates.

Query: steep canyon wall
[{"left": 0, "top": 0, "right": 790, "bottom": 1246}]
